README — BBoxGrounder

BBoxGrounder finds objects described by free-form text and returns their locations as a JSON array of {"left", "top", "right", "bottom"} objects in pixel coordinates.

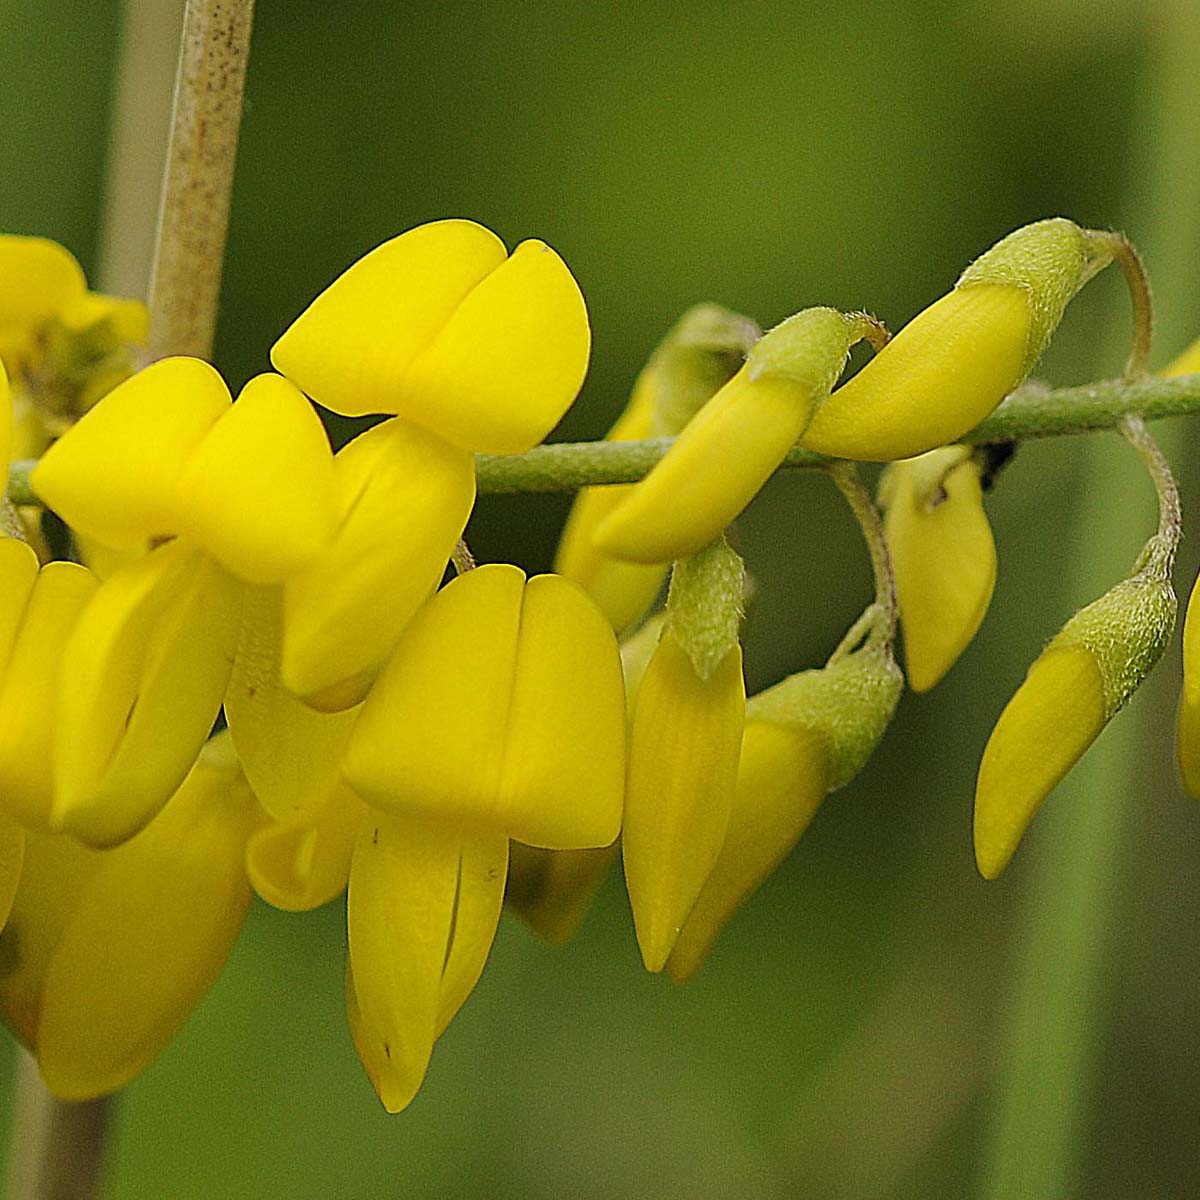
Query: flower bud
[
  {"left": 554, "top": 305, "right": 756, "bottom": 632},
  {"left": 800, "top": 219, "right": 1115, "bottom": 461},
  {"left": 271, "top": 219, "right": 590, "bottom": 455},
  {"left": 666, "top": 636, "right": 902, "bottom": 981},
  {"left": 622, "top": 540, "right": 746, "bottom": 970},
  {"left": 975, "top": 568, "right": 1175, "bottom": 879},
  {"left": 880, "top": 446, "right": 996, "bottom": 691},
  {"left": 596, "top": 308, "right": 879, "bottom": 565}
]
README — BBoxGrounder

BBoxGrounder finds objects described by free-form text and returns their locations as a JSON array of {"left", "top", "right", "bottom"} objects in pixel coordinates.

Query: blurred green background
[{"left": 2, "top": 0, "right": 1200, "bottom": 1196}]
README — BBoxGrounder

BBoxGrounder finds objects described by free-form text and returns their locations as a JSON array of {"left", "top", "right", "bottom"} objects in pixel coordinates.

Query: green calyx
[
  {"left": 956, "top": 217, "right": 1116, "bottom": 374},
  {"left": 747, "top": 636, "right": 903, "bottom": 791},
  {"left": 1050, "top": 567, "right": 1176, "bottom": 719},
  {"left": 662, "top": 536, "right": 745, "bottom": 681},
  {"left": 648, "top": 304, "right": 761, "bottom": 437},
  {"left": 746, "top": 306, "right": 883, "bottom": 397}
]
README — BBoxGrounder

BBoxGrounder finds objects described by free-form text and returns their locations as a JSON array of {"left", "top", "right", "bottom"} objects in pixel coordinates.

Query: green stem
[
  {"left": 826, "top": 460, "right": 897, "bottom": 648},
  {"left": 1120, "top": 414, "right": 1180, "bottom": 573}
]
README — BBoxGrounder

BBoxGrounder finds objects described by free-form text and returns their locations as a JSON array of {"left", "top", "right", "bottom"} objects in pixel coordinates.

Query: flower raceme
[{"left": 799, "top": 218, "right": 1125, "bottom": 462}]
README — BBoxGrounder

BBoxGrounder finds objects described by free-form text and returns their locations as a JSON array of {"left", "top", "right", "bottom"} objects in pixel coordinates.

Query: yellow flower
[
  {"left": 975, "top": 567, "right": 1175, "bottom": 879},
  {"left": 554, "top": 304, "right": 757, "bottom": 632},
  {"left": 596, "top": 308, "right": 882, "bottom": 564},
  {"left": 880, "top": 446, "right": 997, "bottom": 692},
  {"left": 0, "top": 234, "right": 147, "bottom": 453},
  {"left": 268, "top": 219, "right": 591, "bottom": 706},
  {"left": 621, "top": 540, "right": 746, "bottom": 971},
  {"left": 338, "top": 563, "right": 626, "bottom": 1111},
  {"left": 800, "top": 218, "right": 1117, "bottom": 461},
  {"left": 271, "top": 219, "right": 589, "bottom": 455},
  {"left": 29, "top": 359, "right": 338, "bottom": 845},
  {"left": 0, "top": 734, "right": 258, "bottom": 1101}
]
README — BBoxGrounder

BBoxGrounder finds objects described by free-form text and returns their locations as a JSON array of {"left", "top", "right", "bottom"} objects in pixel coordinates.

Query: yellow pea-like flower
[
  {"left": 800, "top": 218, "right": 1116, "bottom": 461},
  {"left": 555, "top": 304, "right": 758, "bottom": 632},
  {"left": 344, "top": 563, "right": 626, "bottom": 850},
  {"left": 597, "top": 308, "right": 881, "bottom": 565},
  {"left": 621, "top": 540, "right": 747, "bottom": 971},
  {"left": 278, "top": 416, "right": 475, "bottom": 710},
  {"left": 0, "top": 734, "right": 258, "bottom": 1101},
  {"left": 0, "top": 552, "right": 98, "bottom": 830},
  {"left": 32, "top": 356, "right": 233, "bottom": 551},
  {"left": 52, "top": 540, "right": 242, "bottom": 847},
  {"left": 272, "top": 219, "right": 590, "bottom": 455},
  {"left": 975, "top": 569, "right": 1175, "bottom": 879},
  {"left": 881, "top": 446, "right": 997, "bottom": 692}
]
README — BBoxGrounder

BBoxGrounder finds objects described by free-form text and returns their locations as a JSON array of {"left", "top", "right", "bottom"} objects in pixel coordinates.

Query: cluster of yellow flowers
[{"left": 0, "top": 216, "right": 1195, "bottom": 1113}]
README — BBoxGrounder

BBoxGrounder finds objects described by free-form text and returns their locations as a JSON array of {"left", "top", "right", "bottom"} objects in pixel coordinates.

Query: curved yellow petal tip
[
  {"left": 31, "top": 357, "right": 231, "bottom": 549},
  {"left": 666, "top": 721, "right": 827, "bottom": 983},
  {"left": 801, "top": 286, "right": 1030, "bottom": 462},
  {"left": 177, "top": 373, "right": 337, "bottom": 583},
  {"left": 622, "top": 638, "right": 745, "bottom": 972},
  {"left": 272, "top": 219, "right": 506, "bottom": 419},
  {"left": 506, "top": 842, "right": 617, "bottom": 946},
  {"left": 974, "top": 646, "right": 1105, "bottom": 879},
  {"left": 886, "top": 455, "right": 997, "bottom": 692}
]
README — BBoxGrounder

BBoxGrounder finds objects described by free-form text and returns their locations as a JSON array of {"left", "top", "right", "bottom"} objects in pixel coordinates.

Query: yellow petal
[
  {"left": 974, "top": 646, "right": 1106, "bottom": 879},
  {"left": 176, "top": 373, "right": 337, "bottom": 583},
  {"left": 345, "top": 566, "right": 626, "bottom": 848},
  {"left": 0, "top": 810, "right": 25, "bottom": 934},
  {"left": 343, "top": 562, "right": 525, "bottom": 821},
  {"left": 58, "top": 291, "right": 149, "bottom": 345},
  {"left": 271, "top": 219, "right": 507, "bottom": 418},
  {"left": 280, "top": 417, "right": 475, "bottom": 708},
  {"left": 35, "top": 738, "right": 256, "bottom": 1100},
  {"left": 402, "top": 239, "right": 590, "bottom": 454},
  {"left": 1164, "top": 335, "right": 1200, "bottom": 378},
  {"left": 227, "top": 585, "right": 360, "bottom": 822},
  {"left": 53, "top": 543, "right": 242, "bottom": 847},
  {"left": 31, "top": 357, "right": 231, "bottom": 549},
  {"left": 595, "top": 365, "right": 816, "bottom": 564},
  {"left": 666, "top": 721, "right": 828, "bottom": 982},
  {"left": 246, "top": 782, "right": 365, "bottom": 911},
  {"left": 0, "top": 236, "right": 86, "bottom": 368},
  {"left": 495, "top": 573, "right": 626, "bottom": 848},
  {"left": 436, "top": 832, "right": 508, "bottom": 1037},
  {"left": 887, "top": 456, "right": 996, "bottom": 692},
  {"left": 0, "top": 561, "right": 99, "bottom": 830},
  {"left": 622, "top": 637, "right": 745, "bottom": 971},
  {"left": 347, "top": 813, "right": 460, "bottom": 1113},
  {"left": 1176, "top": 687, "right": 1200, "bottom": 799},
  {"left": 506, "top": 842, "right": 616, "bottom": 946},
  {"left": 1183, "top": 571, "right": 1200, "bottom": 708},
  {"left": 801, "top": 286, "right": 1030, "bottom": 461}
]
